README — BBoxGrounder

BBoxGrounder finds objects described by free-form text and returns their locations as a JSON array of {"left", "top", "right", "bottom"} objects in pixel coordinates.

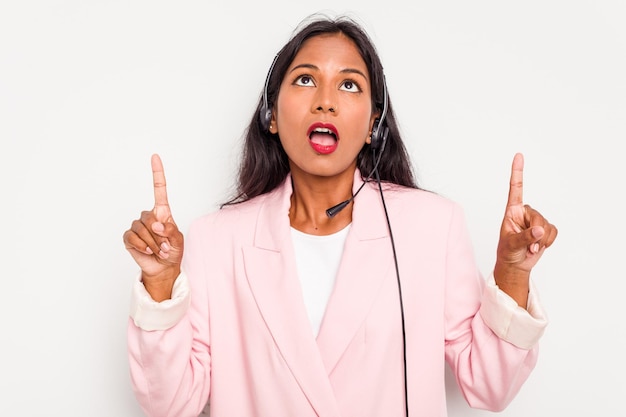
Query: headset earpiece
[
  {"left": 370, "top": 118, "right": 389, "bottom": 151},
  {"left": 370, "top": 77, "right": 389, "bottom": 151},
  {"left": 259, "top": 106, "right": 272, "bottom": 132},
  {"left": 259, "top": 54, "right": 280, "bottom": 132}
]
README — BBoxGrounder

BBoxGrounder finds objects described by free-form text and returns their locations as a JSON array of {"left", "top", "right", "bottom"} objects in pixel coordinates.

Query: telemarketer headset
[
  {"left": 259, "top": 53, "right": 389, "bottom": 152},
  {"left": 259, "top": 52, "right": 409, "bottom": 417}
]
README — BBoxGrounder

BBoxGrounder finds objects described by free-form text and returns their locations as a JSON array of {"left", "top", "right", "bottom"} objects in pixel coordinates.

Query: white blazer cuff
[
  {"left": 479, "top": 273, "right": 548, "bottom": 350},
  {"left": 129, "top": 270, "right": 191, "bottom": 331}
]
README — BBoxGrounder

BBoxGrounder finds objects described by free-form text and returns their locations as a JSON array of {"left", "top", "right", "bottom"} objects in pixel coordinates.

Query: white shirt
[{"left": 290, "top": 224, "right": 351, "bottom": 337}]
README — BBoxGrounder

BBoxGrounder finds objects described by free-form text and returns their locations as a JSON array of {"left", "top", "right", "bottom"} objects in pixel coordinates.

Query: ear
[
  {"left": 269, "top": 111, "right": 278, "bottom": 134},
  {"left": 369, "top": 110, "right": 380, "bottom": 130}
]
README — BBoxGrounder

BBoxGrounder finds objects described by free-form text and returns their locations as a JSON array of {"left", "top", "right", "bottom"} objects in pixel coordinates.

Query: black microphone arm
[
  {"left": 325, "top": 148, "right": 384, "bottom": 218},
  {"left": 326, "top": 199, "right": 352, "bottom": 218}
]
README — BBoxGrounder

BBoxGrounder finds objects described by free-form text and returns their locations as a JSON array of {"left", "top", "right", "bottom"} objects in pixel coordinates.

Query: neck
[{"left": 289, "top": 171, "right": 354, "bottom": 235}]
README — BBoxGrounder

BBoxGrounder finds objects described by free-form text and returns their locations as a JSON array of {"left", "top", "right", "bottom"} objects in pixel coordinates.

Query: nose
[{"left": 312, "top": 85, "right": 337, "bottom": 114}]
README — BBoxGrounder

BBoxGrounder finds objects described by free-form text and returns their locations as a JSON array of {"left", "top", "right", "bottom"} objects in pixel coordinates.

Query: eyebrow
[{"left": 289, "top": 63, "right": 369, "bottom": 81}]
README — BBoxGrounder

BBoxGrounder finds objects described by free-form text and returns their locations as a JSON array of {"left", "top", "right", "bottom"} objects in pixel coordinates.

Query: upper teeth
[{"left": 314, "top": 128, "right": 333, "bottom": 134}]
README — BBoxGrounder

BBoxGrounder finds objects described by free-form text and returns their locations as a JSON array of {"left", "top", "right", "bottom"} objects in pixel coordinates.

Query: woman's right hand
[{"left": 123, "top": 154, "right": 184, "bottom": 301}]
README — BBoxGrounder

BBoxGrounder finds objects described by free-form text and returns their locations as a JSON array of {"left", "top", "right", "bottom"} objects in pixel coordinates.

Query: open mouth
[{"left": 308, "top": 124, "right": 339, "bottom": 155}]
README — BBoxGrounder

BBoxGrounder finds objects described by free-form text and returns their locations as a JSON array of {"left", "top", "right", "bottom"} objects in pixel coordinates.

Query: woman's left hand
[{"left": 494, "top": 153, "right": 558, "bottom": 307}]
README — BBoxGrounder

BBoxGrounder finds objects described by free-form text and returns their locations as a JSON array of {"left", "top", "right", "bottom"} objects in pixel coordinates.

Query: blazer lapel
[
  {"left": 243, "top": 176, "right": 341, "bottom": 417},
  {"left": 316, "top": 174, "right": 395, "bottom": 374}
]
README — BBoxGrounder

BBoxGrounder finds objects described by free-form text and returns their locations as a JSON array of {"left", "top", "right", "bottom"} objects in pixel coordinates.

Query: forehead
[{"left": 290, "top": 33, "right": 369, "bottom": 75}]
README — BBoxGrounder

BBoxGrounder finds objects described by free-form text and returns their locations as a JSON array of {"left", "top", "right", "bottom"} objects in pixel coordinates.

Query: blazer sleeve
[
  {"left": 443, "top": 204, "right": 544, "bottom": 412},
  {"left": 480, "top": 273, "right": 548, "bottom": 349},
  {"left": 127, "top": 219, "right": 212, "bottom": 417}
]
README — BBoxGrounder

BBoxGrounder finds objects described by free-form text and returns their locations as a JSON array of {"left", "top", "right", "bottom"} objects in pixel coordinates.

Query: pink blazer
[{"left": 128, "top": 171, "right": 544, "bottom": 417}]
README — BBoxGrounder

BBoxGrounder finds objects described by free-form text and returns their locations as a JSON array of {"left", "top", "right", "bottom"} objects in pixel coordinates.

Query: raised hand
[
  {"left": 123, "top": 154, "right": 184, "bottom": 301},
  {"left": 494, "top": 153, "right": 558, "bottom": 307}
]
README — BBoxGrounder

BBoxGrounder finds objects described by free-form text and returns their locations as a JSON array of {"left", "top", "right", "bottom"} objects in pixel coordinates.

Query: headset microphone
[
  {"left": 325, "top": 148, "right": 382, "bottom": 217},
  {"left": 326, "top": 76, "right": 389, "bottom": 218},
  {"left": 326, "top": 197, "right": 354, "bottom": 218}
]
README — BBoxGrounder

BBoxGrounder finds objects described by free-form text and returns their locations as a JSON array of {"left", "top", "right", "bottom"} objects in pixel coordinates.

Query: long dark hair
[{"left": 223, "top": 15, "right": 419, "bottom": 206}]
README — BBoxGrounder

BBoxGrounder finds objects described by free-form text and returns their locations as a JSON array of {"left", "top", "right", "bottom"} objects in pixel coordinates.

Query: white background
[{"left": 1, "top": 1, "right": 624, "bottom": 416}]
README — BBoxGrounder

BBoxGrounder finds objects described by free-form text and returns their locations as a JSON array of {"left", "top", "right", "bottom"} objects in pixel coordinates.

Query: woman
[{"left": 123, "top": 15, "right": 557, "bottom": 417}]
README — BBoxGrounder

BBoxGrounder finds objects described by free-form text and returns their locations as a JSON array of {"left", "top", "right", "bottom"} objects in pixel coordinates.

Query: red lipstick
[{"left": 307, "top": 123, "right": 339, "bottom": 155}]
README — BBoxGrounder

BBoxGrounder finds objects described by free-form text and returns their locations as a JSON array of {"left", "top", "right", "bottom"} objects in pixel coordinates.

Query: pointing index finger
[
  {"left": 151, "top": 153, "right": 170, "bottom": 214},
  {"left": 507, "top": 153, "right": 524, "bottom": 207}
]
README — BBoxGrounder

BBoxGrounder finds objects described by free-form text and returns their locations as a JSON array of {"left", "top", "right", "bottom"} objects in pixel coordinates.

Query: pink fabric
[{"left": 128, "top": 171, "right": 542, "bottom": 417}]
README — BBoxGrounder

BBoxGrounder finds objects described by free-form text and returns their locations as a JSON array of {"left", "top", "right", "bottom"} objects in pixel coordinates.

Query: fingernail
[
  {"left": 161, "top": 242, "right": 170, "bottom": 251},
  {"left": 152, "top": 222, "right": 164, "bottom": 233},
  {"left": 145, "top": 247, "right": 153, "bottom": 255},
  {"left": 531, "top": 226, "right": 544, "bottom": 239},
  {"left": 532, "top": 243, "right": 539, "bottom": 253},
  {"left": 159, "top": 250, "right": 169, "bottom": 259}
]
